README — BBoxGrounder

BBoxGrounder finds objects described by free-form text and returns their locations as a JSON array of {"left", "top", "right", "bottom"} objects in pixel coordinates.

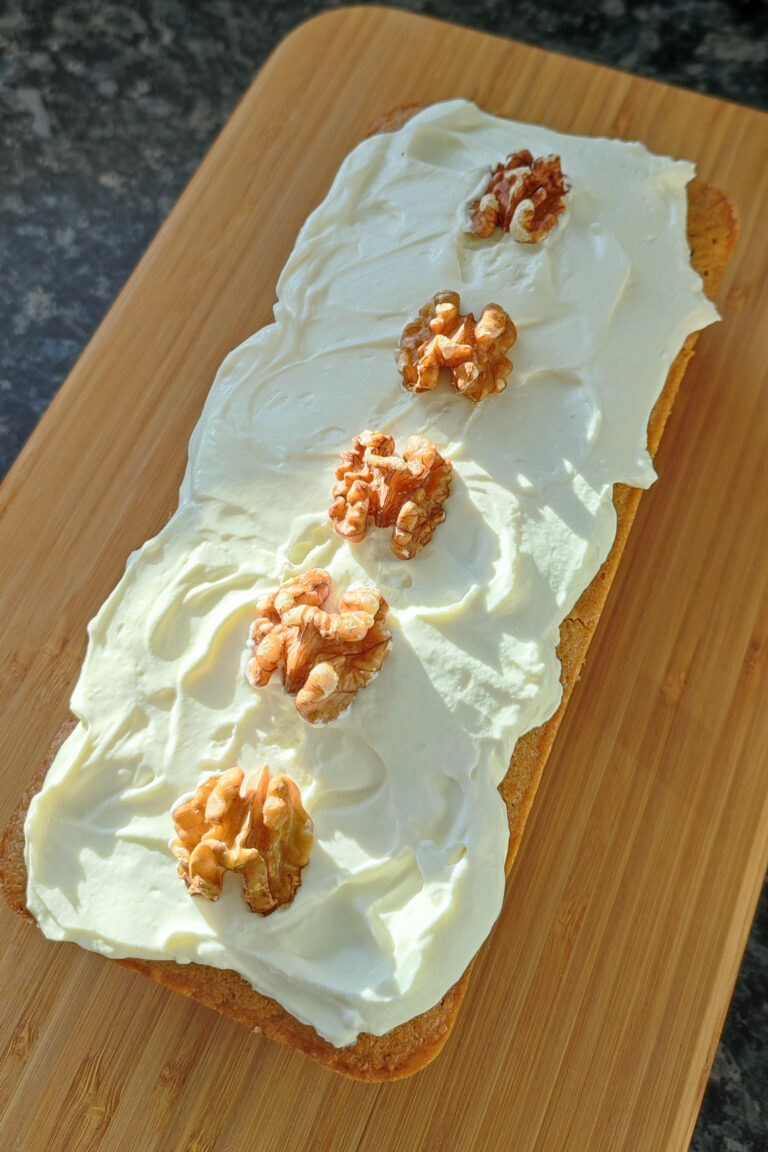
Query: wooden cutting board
[{"left": 1, "top": 8, "right": 766, "bottom": 1150}]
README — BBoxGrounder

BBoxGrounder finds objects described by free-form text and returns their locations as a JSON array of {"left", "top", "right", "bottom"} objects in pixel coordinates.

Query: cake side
[{"left": 0, "top": 120, "right": 739, "bottom": 1080}]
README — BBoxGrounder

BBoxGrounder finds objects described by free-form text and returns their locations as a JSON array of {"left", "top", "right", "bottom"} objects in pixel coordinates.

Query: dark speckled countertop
[{"left": 1, "top": 2, "right": 766, "bottom": 1147}]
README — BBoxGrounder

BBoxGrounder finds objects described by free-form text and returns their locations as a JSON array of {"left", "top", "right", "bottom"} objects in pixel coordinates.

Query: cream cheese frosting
[{"left": 24, "top": 99, "right": 718, "bottom": 1047}]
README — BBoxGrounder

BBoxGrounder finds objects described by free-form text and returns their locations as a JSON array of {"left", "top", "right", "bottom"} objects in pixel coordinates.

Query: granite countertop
[{"left": 1, "top": 2, "right": 766, "bottom": 1147}]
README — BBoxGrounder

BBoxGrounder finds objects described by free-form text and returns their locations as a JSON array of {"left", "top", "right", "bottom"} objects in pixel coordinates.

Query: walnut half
[
  {"left": 398, "top": 290, "right": 517, "bottom": 403},
  {"left": 246, "top": 569, "right": 391, "bottom": 723},
  {"left": 329, "top": 431, "right": 452, "bottom": 559},
  {"left": 467, "top": 150, "right": 569, "bottom": 242},
  {"left": 171, "top": 766, "right": 313, "bottom": 915}
]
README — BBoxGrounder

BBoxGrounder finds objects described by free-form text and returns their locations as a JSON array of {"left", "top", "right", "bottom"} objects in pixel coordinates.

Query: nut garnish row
[{"left": 172, "top": 144, "right": 570, "bottom": 912}]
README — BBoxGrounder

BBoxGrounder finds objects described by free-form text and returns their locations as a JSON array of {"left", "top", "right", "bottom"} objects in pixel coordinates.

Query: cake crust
[{"left": 0, "top": 107, "right": 739, "bottom": 1081}]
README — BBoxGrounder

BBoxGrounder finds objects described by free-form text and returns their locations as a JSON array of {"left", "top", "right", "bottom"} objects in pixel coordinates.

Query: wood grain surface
[{"left": 0, "top": 8, "right": 766, "bottom": 1150}]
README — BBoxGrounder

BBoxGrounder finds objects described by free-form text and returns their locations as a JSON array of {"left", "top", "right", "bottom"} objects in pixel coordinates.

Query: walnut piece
[
  {"left": 468, "top": 150, "right": 569, "bottom": 242},
  {"left": 171, "top": 765, "right": 313, "bottom": 915},
  {"left": 246, "top": 569, "right": 391, "bottom": 723},
  {"left": 398, "top": 290, "right": 517, "bottom": 403},
  {"left": 329, "top": 431, "right": 452, "bottom": 559}
]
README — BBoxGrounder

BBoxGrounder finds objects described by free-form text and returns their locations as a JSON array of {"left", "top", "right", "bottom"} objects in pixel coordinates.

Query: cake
[{"left": 0, "top": 100, "right": 738, "bottom": 1080}]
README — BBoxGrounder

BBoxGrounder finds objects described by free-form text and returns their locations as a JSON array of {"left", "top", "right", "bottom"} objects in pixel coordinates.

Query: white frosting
[{"left": 24, "top": 100, "right": 718, "bottom": 1047}]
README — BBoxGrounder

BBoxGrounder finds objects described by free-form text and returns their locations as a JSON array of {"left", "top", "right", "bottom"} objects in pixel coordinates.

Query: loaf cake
[{"left": 0, "top": 100, "right": 738, "bottom": 1080}]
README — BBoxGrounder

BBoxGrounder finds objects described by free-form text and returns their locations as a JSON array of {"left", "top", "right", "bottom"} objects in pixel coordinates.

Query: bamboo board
[{"left": 1, "top": 8, "right": 766, "bottom": 1150}]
